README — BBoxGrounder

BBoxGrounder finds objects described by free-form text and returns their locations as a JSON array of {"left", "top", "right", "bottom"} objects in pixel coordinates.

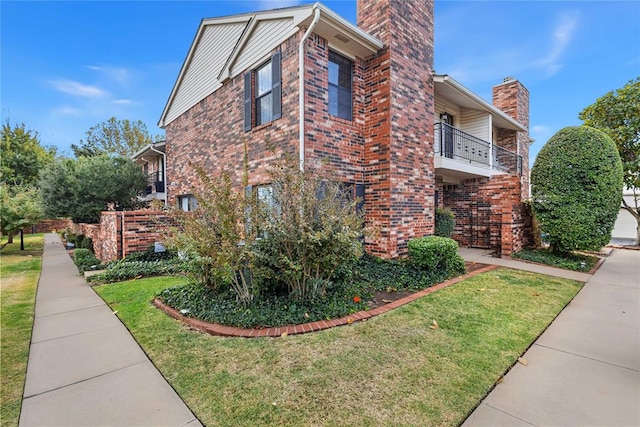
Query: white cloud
[
  {"left": 113, "top": 99, "right": 132, "bottom": 105},
  {"left": 87, "top": 65, "right": 132, "bottom": 86},
  {"left": 50, "top": 79, "right": 108, "bottom": 98},
  {"left": 533, "top": 12, "right": 580, "bottom": 76},
  {"left": 436, "top": 10, "right": 580, "bottom": 85},
  {"left": 51, "top": 106, "right": 83, "bottom": 116}
]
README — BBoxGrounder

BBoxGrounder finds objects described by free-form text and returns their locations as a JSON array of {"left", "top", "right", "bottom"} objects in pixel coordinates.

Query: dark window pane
[
  {"left": 256, "top": 93, "right": 272, "bottom": 125},
  {"left": 328, "top": 50, "right": 352, "bottom": 121}
]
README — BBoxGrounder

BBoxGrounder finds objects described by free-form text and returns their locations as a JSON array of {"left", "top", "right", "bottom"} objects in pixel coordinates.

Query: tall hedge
[{"left": 531, "top": 126, "right": 623, "bottom": 252}]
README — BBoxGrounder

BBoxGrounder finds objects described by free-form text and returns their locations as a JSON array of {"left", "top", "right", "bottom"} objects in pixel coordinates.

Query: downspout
[
  {"left": 298, "top": 5, "right": 321, "bottom": 172},
  {"left": 148, "top": 145, "right": 167, "bottom": 204}
]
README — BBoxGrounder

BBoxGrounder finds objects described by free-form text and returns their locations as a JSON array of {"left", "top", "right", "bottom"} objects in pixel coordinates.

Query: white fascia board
[
  {"left": 315, "top": 3, "right": 383, "bottom": 54},
  {"left": 434, "top": 74, "right": 527, "bottom": 132}
]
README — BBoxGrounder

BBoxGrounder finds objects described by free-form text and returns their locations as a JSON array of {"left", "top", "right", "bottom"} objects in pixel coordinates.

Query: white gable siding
[
  {"left": 164, "top": 22, "right": 247, "bottom": 125},
  {"left": 460, "top": 108, "right": 491, "bottom": 142},
  {"left": 230, "top": 18, "right": 296, "bottom": 77},
  {"left": 434, "top": 97, "right": 461, "bottom": 126}
]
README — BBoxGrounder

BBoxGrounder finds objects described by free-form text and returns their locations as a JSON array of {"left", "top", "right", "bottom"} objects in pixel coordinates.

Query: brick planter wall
[{"left": 72, "top": 210, "right": 171, "bottom": 262}]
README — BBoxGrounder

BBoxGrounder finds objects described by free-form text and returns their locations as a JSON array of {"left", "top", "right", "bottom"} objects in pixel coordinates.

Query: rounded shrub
[
  {"left": 408, "top": 236, "right": 466, "bottom": 275},
  {"left": 531, "top": 126, "right": 623, "bottom": 253}
]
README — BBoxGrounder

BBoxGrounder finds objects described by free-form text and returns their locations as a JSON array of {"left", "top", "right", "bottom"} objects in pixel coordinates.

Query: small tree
[
  {"left": 1, "top": 121, "right": 56, "bottom": 187},
  {"left": 255, "top": 160, "right": 364, "bottom": 301},
  {"left": 71, "top": 117, "right": 161, "bottom": 158},
  {"left": 40, "top": 155, "right": 147, "bottom": 223},
  {"left": 162, "top": 167, "right": 257, "bottom": 306},
  {"left": 0, "top": 185, "right": 43, "bottom": 248},
  {"left": 579, "top": 78, "right": 640, "bottom": 245},
  {"left": 531, "top": 126, "right": 623, "bottom": 253}
]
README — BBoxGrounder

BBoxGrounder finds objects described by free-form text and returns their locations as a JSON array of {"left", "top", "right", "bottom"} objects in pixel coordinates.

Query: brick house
[{"left": 158, "top": 0, "right": 533, "bottom": 258}]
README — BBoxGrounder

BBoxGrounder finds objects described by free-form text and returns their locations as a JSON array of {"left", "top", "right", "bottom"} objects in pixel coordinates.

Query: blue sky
[{"left": 2, "top": 0, "right": 639, "bottom": 166}]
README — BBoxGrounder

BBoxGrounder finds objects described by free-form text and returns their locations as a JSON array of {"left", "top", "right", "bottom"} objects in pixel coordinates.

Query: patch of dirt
[{"left": 366, "top": 262, "right": 490, "bottom": 309}]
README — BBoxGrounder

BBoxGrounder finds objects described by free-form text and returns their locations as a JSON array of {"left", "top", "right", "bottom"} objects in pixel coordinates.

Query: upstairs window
[
  {"left": 328, "top": 50, "right": 353, "bottom": 121},
  {"left": 244, "top": 51, "right": 281, "bottom": 131}
]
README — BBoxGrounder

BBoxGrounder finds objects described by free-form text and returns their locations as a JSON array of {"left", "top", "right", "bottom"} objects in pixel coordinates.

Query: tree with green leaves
[
  {"left": 71, "top": 117, "right": 161, "bottom": 157},
  {"left": 40, "top": 155, "right": 147, "bottom": 223},
  {"left": 531, "top": 126, "right": 623, "bottom": 253},
  {"left": 1, "top": 121, "right": 56, "bottom": 187},
  {"left": 0, "top": 185, "right": 43, "bottom": 247},
  {"left": 579, "top": 77, "right": 640, "bottom": 245}
]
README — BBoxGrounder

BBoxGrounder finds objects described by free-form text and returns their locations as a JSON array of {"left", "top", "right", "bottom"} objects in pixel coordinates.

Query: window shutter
[
  {"left": 243, "top": 71, "right": 252, "bottom": 131},
  {"left": 271, "top": 51, "right": 281, "bottom": 120},
  {"left": 355, "top": 184, "right": 365, "bottom": 214}
]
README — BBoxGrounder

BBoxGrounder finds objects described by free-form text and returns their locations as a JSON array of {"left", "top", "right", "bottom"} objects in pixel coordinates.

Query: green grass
[
  {"left": 95, "top": 268, "right": 582, "bottom": 426},
  {"left": 1, "top": 234, "right": 43, "bottom": 427},
  {"left": 512, "top": 247, "right": 599, "bottom": 271}
]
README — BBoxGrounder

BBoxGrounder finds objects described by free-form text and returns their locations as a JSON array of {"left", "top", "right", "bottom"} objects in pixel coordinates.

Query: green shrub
[
  {"left": 122, "top": 245, "right": 177, "bottom": 262},
  {"left": 87, "top": 259, "right": 186, "bottom": 284},
  {"left": 531, "top": 126, "right": 623, "bottom": 253},
  {"left": 512, "top": 248, "right": 598, "bottom": 272},
  {"left": 73, "top": 248, "right": 101, "bottom": 274},
  {"left": 408, "top": 236, "right": 466, "bottom": 275},
  {"left": 435, "top": 208, "right": 455, "bottom": 238},
  {"left": 80, "top": 236, "right": 93, "bottom": 252},
  {"left": 253, "top": 160, "right": 364, "bottom": 301}
]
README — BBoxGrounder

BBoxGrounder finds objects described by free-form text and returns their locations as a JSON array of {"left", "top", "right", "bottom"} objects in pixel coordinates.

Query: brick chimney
[
  {"left": 357, "top": 0, "right": 436, "bottom": 258},
  {"left": 492, "top": 77, "right": 531, "bottom": 198}
]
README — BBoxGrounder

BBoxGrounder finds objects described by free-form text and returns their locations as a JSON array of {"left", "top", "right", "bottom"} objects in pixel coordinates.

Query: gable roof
[{"left": 158, "top": 2, "right": 383, "bottom": 128}]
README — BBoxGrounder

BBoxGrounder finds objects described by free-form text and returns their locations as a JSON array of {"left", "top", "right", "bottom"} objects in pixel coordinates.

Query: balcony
[
  {"left": 145, "top": 171, "right": 165, "bottom": 196},
  {"left": 434, "top": 122, "right": 522, "bottom": 177}
]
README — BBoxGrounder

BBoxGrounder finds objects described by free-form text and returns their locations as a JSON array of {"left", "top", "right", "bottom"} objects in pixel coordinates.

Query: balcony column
[{"left": 488, "top": 115, "right": 494, "bottom": 169}]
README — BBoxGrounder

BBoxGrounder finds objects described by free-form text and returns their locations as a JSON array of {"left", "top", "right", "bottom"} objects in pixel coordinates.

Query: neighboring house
[
  {"left": 612, "top": 187, "right": 639, "bottom": 242},
  {"left": 158, "top": 0, "right": 533, "bottom": 258},
  {"left": 132, "top": 140, "right": 167, "bottom": 204}
]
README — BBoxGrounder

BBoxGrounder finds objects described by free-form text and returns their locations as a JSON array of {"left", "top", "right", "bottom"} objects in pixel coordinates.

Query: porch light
[{"left": 440, "top": 112, "right": 450, "bottom": 123}]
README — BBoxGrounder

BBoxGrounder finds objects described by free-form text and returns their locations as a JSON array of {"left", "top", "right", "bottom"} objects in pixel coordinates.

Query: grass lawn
[
  {"left": 96, "top": 268, "right": 582, "bottom": 426},
  {"left": 1, "top": 234, "right": 43, "bottom": 427}
]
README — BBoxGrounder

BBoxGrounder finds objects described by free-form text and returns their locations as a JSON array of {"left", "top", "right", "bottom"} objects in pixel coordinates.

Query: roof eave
[{"left": 434, "top": 74, "right": 527, "bottom": 132}]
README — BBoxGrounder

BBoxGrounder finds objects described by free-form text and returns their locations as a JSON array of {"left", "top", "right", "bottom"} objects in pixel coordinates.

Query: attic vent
[{"left": 334, "top": 33, "right": 350, "bottom": 43}]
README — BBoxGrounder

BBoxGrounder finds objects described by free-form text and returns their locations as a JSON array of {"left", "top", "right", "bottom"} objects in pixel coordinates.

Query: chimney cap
[{"left": 503, "top": 76, "right": 516, "bottom": 83}]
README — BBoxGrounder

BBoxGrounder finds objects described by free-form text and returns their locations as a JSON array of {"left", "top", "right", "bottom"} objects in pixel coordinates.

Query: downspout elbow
[{"left": 299, "top": 5, "right": 321, "bottom": 172}]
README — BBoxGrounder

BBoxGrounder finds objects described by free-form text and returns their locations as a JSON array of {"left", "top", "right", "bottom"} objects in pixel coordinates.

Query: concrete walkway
[
  {"left": 460, "top": 248, "right": 640, "bottom": 427},
  {"left": 19, "top": 234, "right": 201, "bottom": 426}
]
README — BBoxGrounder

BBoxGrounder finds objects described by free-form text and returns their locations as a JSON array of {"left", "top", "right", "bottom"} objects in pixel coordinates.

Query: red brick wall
[
  {"left": 440, "top": 174, "right": 533, "bottom": 256},
  {"left": 358, "top": 0, "right": 436, "bottom": 257},
  {"left": 165, "top": 34, "right": 302, "bottom": 198},
  {"left": 73, "top": 210, "right": 170, "bottom": 262},
  {"left": 28, "top": 219, "right": 73, "bottom": 234},
  {"left": 493, "top": 79, "right": 531, "bottom": 198}
]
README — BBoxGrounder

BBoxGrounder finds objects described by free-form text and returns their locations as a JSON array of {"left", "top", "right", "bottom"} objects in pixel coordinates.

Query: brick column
[
  {"left": 493, "top": 77, "right": 531, "bottom": 199},
  {"left": 358, "top": 0, "right": 435, "bottom": 257}
]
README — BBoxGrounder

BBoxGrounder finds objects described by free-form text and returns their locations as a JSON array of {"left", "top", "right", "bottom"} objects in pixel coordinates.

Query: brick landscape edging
[{"left": 153, "top": 264, "right": 498, "bottom": 338}]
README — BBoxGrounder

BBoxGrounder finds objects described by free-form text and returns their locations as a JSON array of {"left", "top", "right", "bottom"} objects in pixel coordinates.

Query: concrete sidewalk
[
  {"left": 461, "top": 248, "right": 640, "bottom": 427},
  {"left": 19, "top": 234, "right": 201, "bottom": 426}
]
